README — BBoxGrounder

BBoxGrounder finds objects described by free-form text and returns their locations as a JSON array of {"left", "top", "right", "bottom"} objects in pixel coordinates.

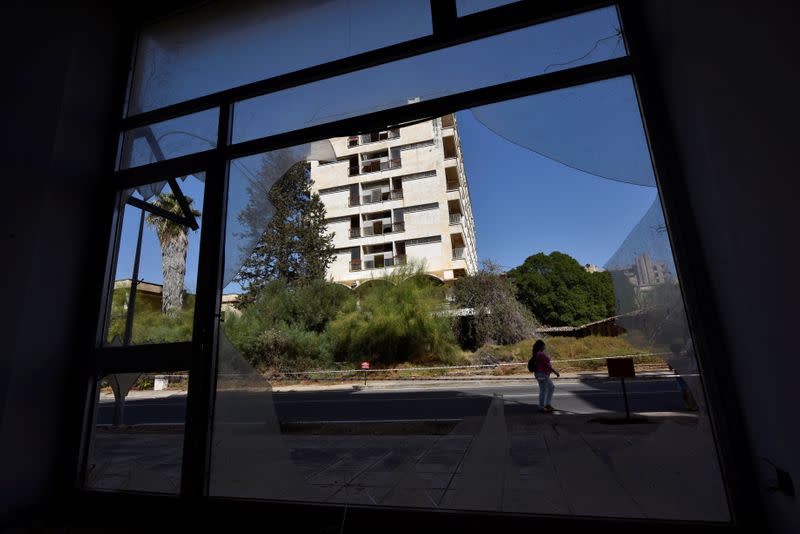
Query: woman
[{"left": 532, "top": 339, "right": 560, "bottom": 412}]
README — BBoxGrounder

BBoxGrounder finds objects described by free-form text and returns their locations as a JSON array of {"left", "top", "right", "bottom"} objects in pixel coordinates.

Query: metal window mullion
[{"left": 179, "top": 103, "right": 231, "bottom": 500}]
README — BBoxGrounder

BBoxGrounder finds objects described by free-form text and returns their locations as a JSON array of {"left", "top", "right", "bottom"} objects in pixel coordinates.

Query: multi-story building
[
  {"left": 310, "top": 114, "right": 478, "bottom": 287},
  {"left": 622, "top": 253, "right": 669, "bottom": 287}
]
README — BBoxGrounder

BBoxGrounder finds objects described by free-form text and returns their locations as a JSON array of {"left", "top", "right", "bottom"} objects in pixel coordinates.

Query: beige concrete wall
[{"left": 311, "top": 116, "right": 478, "bottom": 286}]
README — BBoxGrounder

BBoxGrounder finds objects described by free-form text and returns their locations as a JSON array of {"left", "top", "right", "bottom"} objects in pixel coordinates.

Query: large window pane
[
  {"left": 85, "top": 372, "right": 188, "bottom": 493},
  {"left": 128, "top": 0, "right": 433, "bottom": 114},
  {"left": 209, "top": 81, "right": 729, "bottom": 521},
  {"left": 104, "top": 174, "right": 205, "bottom": 345},
  {"left": 232, "top": 7, "right": 625, "bottom": 143}
]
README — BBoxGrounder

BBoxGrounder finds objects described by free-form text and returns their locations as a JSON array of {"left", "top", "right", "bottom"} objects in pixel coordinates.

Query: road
[{"left": 96, "top": 378, "right": 688, "bottom": 426}]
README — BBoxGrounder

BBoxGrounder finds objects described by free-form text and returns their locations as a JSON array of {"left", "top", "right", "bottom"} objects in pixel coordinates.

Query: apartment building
[{"left": 310, "top": 114, "right": 478, "bottom": 287}]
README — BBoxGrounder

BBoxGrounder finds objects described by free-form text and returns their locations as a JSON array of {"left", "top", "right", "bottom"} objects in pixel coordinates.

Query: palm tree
[{"left": 146, "top": 193, "right": 201, "bottom": 318}]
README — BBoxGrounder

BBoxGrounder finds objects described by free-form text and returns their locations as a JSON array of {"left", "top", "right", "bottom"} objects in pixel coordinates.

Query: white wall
[{"left": 640, "top": 2, "right": 799, "bottom": 531}]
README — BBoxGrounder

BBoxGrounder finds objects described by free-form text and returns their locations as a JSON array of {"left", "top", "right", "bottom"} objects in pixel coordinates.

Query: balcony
[
  {"left": 348, "top": 197, "right": 360, "bottom": 207},
  {"left": 361, "top": 189, "right": 404, "bottom": 205},
  {"left": 452, "top": 247, "right": 466, "bottom": 260},
  {"left": 449, "top": 213, "right": 463, "bottom": 225},
  {"left": 360, "top": 222, "right": 405, "bottom": 237},
  {"left": 349, "top": 228, "right": 361, "bottom": 239},
  {"left": 350, "top": 259, "right": 362, "bottom": 271},
  {"left": 360, "top": 158, "right": 401, "bottom": 174},
  {"left": 363, "top": 255, "right": 401, "bottom": 270}
]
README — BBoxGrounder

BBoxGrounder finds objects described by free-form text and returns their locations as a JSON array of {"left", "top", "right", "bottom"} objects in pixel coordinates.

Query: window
[{"left": 82, "top": 1, "right": 737, "bottom": 529}]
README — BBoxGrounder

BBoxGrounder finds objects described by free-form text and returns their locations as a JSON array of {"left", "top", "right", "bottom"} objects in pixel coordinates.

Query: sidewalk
[{"left": 88, "top": 386, "right": 727, "bottom": 522}]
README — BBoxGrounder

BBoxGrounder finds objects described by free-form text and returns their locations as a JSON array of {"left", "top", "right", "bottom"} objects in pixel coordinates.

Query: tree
[
  {"left": 508, "top": 251, "right": 615, "bottom": 327},
  {"left": 452, "top": 260, "right": 538, "bottom": 347},
  {"left": 236, "top": 159, "right": 334, "bottom": 304},
  {"left": 146, "top": 193, "right": 201, "bottom": 318}
]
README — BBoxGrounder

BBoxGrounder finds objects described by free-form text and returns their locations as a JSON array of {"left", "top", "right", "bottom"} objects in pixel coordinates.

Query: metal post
[
  {"left": 364, "top": 369, "right": 367, "bottom": 386},
  {"left": 123, "top": 208, "right": 146, "bottom": 346},
  {"left": 621, "top": 377, "right": 631, "bottom": 420}
]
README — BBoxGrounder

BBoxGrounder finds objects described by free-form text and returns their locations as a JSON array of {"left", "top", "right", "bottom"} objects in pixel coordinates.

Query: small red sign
[{"left": 361, "top": 362, "right": 370, "bottom": 370}]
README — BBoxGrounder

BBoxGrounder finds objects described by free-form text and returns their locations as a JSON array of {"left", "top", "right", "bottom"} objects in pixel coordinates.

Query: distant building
[
  {"left": 584, "top": 264, "right": 603, "bottom": 273},
  {"left": 310, "top": 114, "right": 478, "bottom": 287},
  {"left": 622, "top": 253, "right": 669, "bottom": 287}
]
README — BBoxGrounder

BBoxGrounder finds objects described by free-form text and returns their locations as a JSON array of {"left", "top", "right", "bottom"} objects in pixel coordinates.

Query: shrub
[{"left": 327, "top": 267, "right": 457, "bottom": 365}]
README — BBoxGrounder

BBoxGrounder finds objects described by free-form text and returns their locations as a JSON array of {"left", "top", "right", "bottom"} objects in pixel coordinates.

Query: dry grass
[{"left": 472, "top": 335, "right": 668, "bottom": 373}]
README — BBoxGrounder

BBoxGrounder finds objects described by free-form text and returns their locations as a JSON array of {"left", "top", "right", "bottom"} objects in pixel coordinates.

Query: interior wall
[
  {"left": 639, "top": 1, "right": 799, "bottom": 531},
  {"left": 0, "top": 4, "right": 128, "bottom": 525}
]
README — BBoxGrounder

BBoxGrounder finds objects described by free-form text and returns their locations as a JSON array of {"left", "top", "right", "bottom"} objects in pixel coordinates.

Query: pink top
[{"left": 534, "top": 351, "right": 554, "bottom": 375}]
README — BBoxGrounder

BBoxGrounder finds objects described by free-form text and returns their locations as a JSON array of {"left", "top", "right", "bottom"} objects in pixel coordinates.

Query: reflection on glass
[
  {"left": 104, "top": 174, "right": 205, "bottom": 345},
  {"left": 209, "top": 83, "right": 728, "bottom": 521},
  {"left": 456, "top": 0, "right": 519, "bottom": 17},
  {"left": 128, "top": 0, "right": 433, "bottom": 114},
  {"left": 119, "top": 108, "right": 219, "bottom": 169},
  {"left": 233, "top": 7, "right": 624, "bottom": 143},
  {"left": 85, "top": 372, "right": 188, "bottom": 493}
]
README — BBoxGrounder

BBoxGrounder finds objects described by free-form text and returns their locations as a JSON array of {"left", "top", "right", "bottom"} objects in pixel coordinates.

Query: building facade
[{"left": 310, "top": 114, "right": 478, "bottom": 287}]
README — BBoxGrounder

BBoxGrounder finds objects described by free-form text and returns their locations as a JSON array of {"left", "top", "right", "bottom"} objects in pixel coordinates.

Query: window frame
[{"left": 70, "top": 0, "right": 761, "bottom": 530}]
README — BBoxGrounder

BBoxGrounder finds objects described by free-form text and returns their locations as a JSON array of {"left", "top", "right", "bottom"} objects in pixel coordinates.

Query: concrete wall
[
  {"left": 640, "top": 2, "right": 799, "bottom": 531},
  {"left": 0, "top": 4, "right": 129, "bottom": 524}
]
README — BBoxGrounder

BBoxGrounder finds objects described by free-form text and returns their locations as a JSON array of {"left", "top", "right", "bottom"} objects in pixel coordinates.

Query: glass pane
[
  {"left": 232, "top": 7, "right": 625, "bottom": 143},
  {"left": 104, "top": 174, "right": 205, "bottom": 345},
  {"left": 457, "top": 0, "right": 520, "bottom": 17},
  {"left": 119, "top": 108, "right": 218, "bottom": 169},
  {"left": 85, "top": 372, "right": 188, "bottom": 493},
  {"left": 128, "top": 0, "right": 433, "bottom": 114},
  {"left": 209, "top": 84, "right": 730, "bottom": 520}
]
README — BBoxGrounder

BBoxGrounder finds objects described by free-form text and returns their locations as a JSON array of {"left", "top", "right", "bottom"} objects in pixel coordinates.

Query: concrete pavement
[{"left": 88, "top": 377, "right": 728, "bottom": 522}]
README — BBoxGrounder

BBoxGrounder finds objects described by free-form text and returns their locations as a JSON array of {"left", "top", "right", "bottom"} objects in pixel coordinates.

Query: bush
[
  {"left": 106, "top": 288, "right": 194, "bottom": 344},
  {"left": 223, "top": 279, "right": 354, "bottom": 371},
  {"left": 327, "top": 267, "right": 457, "bottom": 365},
  {"left": 452, "top": 260, "right": 538, "bottom": 348}
]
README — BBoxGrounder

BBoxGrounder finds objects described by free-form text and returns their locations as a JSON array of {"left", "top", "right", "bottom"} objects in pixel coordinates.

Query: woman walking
[{"left": 532, "top": 339, "right": 560, "bottom": 412}]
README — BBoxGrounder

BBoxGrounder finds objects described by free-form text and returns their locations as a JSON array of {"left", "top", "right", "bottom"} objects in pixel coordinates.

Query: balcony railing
[
  {"left": 361, "top": 189, "right": 404, "bottom": 205},
  {"left": 349, "top": 166, "right": 360, "bottom": 177},
  {"left": 452, "top": 247, "right": 466, "bottom": 259},
  {"left": 348, "top": 197, "right": 360, "bottom": 207},
  {"left": 394, "top": 254, "right": 407, "bottom": 265},
  {"left": 349, "top": 227, "right": 361, "bottom": 239},
  {"left": 364, "top": 256, "right": 397, "bottom": 270},
  {"left": 350, "top": 259, "right": 362, "bottom": 271},
  {"left": 359, "top": 222, "right": 404, "bottom": 237},
  {"left": 446, "top": 181, "right": 460, "bottom": 191},
  {"left": 360, "top": 158, "right": 401, "bottom": 174},
  {"left": 449, "top": 213, "right": 463, "bottom": 225}
]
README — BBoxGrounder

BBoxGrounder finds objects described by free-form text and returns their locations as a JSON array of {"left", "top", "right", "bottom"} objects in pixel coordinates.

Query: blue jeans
[{"left": 535, "top": 372, "right": 555, "bottom": 408}]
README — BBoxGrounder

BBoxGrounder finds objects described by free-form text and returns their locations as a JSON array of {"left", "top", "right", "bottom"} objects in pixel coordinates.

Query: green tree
[
  {"left": 508, "top": 251, "right": 615, "bottom": 327},
  {"left": 452, "top": 260, "right": 538, "bottom": 347},
  {"left": 236, "top": 159, "right": 334, "bottom": 305},
  {"left": 146, "top": 193, "right": 201, "bottom": 318}
]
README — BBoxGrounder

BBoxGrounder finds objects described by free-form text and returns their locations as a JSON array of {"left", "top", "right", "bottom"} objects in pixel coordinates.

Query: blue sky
[{"left": 114, "top": 112, "right": 656, "bottom": 294}]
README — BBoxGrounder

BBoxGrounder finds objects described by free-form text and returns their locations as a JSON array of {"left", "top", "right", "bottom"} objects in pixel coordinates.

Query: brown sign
[{"left": 607, "top": 357, "right": 635, "bottom": 378}]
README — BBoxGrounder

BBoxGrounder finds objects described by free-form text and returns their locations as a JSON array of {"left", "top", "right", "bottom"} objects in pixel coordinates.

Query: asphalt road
[{"left": 96, "top": 378, "right": 688, "bottom": 426}]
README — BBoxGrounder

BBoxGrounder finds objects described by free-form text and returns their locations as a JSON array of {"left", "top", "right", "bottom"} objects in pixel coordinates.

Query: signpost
[
  {"left": 606, "top": 357, "right": 635, "bottom": 421},
  {"left": 361, "top": 361, "right": 370, "bottom": 385}
]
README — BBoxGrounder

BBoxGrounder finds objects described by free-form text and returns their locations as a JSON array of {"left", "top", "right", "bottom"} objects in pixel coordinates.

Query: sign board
[
  {"left": 361, "top": 362, "right": 370, "bottom": 370},
  {"left": 606, "top": 357, "right": 635, "bottom": 378}
]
